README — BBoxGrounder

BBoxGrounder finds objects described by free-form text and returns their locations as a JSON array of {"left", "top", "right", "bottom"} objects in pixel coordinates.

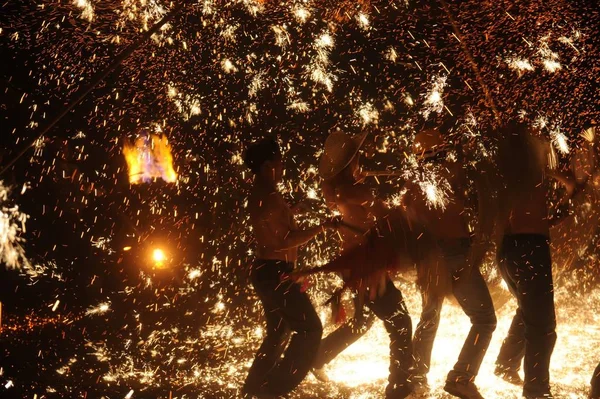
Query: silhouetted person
[
  {"left": 316, "top": 132, "right": 415, "bottom": 399},
  {"left": 241, "top": 137, "right": 337, "bottom": 398},
  {"left": 493, "top": 124, "right": 565, "bottom": 399},
  {"left": 404, "top": 129, "right": 496, "bottom": 399}
]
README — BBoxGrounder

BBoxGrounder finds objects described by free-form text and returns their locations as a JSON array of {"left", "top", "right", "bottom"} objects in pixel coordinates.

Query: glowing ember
[{"left": 123, "top": 133, "right": 177, "bottom": 184}]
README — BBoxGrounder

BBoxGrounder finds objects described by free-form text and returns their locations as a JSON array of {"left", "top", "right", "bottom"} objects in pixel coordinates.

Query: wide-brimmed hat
[
  {"left": 411, "top": 128, "right": 449, "bottom": 160},
  {"left": 319, "top": 132, "right": 368, "bottom": 180}
]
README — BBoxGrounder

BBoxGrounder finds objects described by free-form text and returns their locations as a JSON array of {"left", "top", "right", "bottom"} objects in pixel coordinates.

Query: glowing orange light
[
  {"left": 152, "top": 248, "right": 166, "bottom": 266},
  {"left": 123, "top": 134, "right": 177, "bottom": 184}
]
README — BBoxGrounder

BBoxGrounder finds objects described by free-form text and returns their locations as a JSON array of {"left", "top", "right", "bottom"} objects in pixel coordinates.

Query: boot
[
  {"left": 495, "top": 364, "right": 523, "bottom": 386},
  {"left": 443, "top": 378, "right": 485, "bottom": 399}
]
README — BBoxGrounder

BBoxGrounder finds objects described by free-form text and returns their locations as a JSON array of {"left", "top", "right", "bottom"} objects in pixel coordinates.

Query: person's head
[
  {"left": 319, "top": 132, "right": 367, "bottom": 183},
  {"left": 243, "top": 137, "right": 283, "bottom": 183}
]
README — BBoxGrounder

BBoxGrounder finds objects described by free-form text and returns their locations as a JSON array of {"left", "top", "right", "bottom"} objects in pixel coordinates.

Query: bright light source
[{"left": 152, "top": 248, "right": 166, "bottom": 266}]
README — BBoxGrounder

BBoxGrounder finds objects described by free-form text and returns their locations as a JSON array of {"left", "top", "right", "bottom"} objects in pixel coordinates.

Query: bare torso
[
  {"left": 404, "top": 162, "right": 470, "bottom": 240},
  {"left": 248, "top": 184, "right": 298, "bottom": 262}
]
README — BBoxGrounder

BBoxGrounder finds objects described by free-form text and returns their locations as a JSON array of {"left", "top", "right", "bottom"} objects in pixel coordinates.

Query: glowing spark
[
  {"left": 86, "top": 303, "right": 111, "bottom": 316},
  {"left": 506, "top": 57, "right": 535, "bottom": 75},
  {"left": 543, "top": 59, "right": 562, "bottom": 73},
  {"left": 581, "top": 126, "right": 596, "bottom": 143},
  {"left": 386, "top": 47, "right": 398, "bottom": 63},
  {"left": 315, "top": 33, "right": 334, "bottom": 49},
  {"left": 538, "top": 36, "right": 562, "bottom": 73},
  {"left": 220, "top": 24, "right": 239, "bottom": 43},
  {"left": 287, "top": 101, "right": 311, "bottom": 113},
  {"left": 221, "top": 59, "right": 238, "bottom": 73},
  {"left": 271, "top": 25, "right": 290, "bottom": 47},
  {"left": 417, "top": 171, "right": 452, "bottom": 210},
  {"left": 356, "top": 103, "right": 379, "bottom": 126},
  {"left": 550, "top": 127, "right": 570, "bottom": 154},
  {"left": 73, "top": 0, "right": 94, "bottom": 22},
  {"left": 308, "top": 65, "right": 334, "bottom": 92},
  {"left": 0, "top": 182, "right": 30, "bottom": 270},
  {"left": 357, "top": 13, "right": 370, "bottom": 29},
  {"left": 248, "top": 73, "right": 265, "bottom": 98},
  {"left": 188, "top": 269, "right": 202, "bottom": 280},
  {"left": 421, "top": 76, "right": 447, "bottom": 119},
  {"left": 242, "top": 0, "right": 264, "bottom": 16},
  {"left": 166, "top": 85, "right": 201, "bottom": 120},
  {"left": 293, "top": 7, "right": 310, "bottom": 23},
  {"left": 202, "top": 0, "right": 215, "bottom": 14}
]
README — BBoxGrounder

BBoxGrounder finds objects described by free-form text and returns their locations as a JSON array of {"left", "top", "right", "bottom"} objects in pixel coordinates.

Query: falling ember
[{"left": 123, "top": 134, "right": 177, "bottom": 184}]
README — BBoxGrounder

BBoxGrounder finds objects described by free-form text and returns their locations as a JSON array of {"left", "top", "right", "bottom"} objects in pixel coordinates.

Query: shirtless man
[
  {"left": 316, "top": 132, "right": 415, "bottom": 399},
  {"left": 403, "top": 128, "right": 496, "bottom": 399},
  {"left": 492, "top": 124, "right": 559, "bottom": 399},
  {"left": 242, "top": 137, "right": 337, "bottom": 398}
]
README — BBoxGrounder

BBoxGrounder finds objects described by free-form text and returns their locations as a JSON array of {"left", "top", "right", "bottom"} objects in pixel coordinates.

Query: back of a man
[
  {"left": 404, "top": 128, "right": 496, "bottom": 399},
  {"left": 493, "top": 124, "right": 557, "bottom": 399}
]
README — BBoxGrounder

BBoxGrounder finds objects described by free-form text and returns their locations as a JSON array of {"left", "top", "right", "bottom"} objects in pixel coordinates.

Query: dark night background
[{"left": 0, "top": 1, "right": 599, "bottom": 398}]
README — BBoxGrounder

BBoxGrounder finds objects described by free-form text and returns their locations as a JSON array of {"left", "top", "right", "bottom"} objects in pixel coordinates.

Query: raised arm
[{"left": 334, "top": 182, "right": 389, "bottom": 219}]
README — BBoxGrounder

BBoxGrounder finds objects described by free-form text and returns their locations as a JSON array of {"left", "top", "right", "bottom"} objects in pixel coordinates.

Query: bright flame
[
  {"left": 123, "top": 134, "right": 177, "bottom": 184},
  {"left": 152, "top": 248, "right": 166, "bottom": 265}
]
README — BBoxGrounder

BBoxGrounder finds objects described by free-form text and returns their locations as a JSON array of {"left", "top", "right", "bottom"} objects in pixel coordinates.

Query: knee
[
  {"left": 388, "top": 309, "right": 412, "bottom": 333},
  {"left": 472, "top": 311, "right": 497, "bottom": 332}
]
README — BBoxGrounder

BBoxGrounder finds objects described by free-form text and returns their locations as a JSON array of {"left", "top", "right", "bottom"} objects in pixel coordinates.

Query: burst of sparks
[
  {"left": 86, "top": 302, "right": 111, "bottom": 316},
  {"left": 357, "top": 102, "right": 379, "bottom": 126},
  {"left": 0, "top": 182, "right": 30, "bottom": 270},
  {"left": 506, "top": 57, "right": 535, "bottom": 75},
  {"left": 421, "top": 76, "right": 446, "bottom": 119},
  {"left": 0, "top": 1, "right": 598, "bottom": 398}
]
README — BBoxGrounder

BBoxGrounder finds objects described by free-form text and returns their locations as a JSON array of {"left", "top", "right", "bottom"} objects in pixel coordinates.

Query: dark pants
[
  {"left": 313, "top": 294, "right": 375, "bottom": 369},
  {"left": 496, "top": 234, "right": 556, "bottom": 397},
  {"left": 413, "top": 238, "right": 497, "bottom": 382},
  {"left": 243, "top": 260, "right": 323, "bottom": 397},
  {"left": 590, "top": 362, "right": 600, "bottom": 398},
  {"left": 314, "top": 278, "right": 414, "bottom": 398}
]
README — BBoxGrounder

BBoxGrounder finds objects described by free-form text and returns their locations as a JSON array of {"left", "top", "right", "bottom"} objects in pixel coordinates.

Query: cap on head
[
  {"left": 319, "top": 132, "right": 368, "bottom": 180},
  {"left": 243, "top": 137, "right": 281, "bottom": 174},
  {"left": 411, "top": 128, "right": 449, "bottom": 160}
]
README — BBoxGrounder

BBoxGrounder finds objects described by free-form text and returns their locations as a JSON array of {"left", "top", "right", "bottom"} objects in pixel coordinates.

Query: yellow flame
[
  {"left": 123, "top": 134, "right": 177, "bottom": 184},
  {"left": 152, "top": 248, "right": 165, "bottom": 262}
]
